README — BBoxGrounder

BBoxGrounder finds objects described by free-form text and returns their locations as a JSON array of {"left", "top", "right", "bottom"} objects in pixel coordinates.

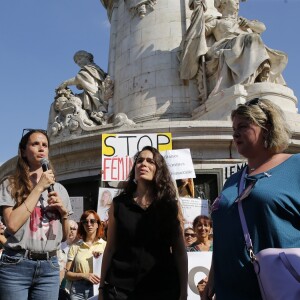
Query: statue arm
[
  {"left": 238, "top": 17, "right": 266, "bottom": 34},
  {"left": 57, "top": 77, "right": 79, "bottom": 90}
]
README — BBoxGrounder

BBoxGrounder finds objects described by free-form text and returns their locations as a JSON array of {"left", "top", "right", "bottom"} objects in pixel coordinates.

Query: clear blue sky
[{"left": 0, "top": 0, "right": 299, "bottom": 164}]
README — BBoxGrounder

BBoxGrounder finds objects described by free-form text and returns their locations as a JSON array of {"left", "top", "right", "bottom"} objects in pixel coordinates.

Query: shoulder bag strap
[{"left": 236, "top": 167, "right": 256, "bottom": 260}]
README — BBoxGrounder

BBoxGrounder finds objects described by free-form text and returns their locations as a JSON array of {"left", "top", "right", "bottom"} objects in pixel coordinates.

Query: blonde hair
[{"left": 231, "top": 98, "right": 291, "bottom": 153}]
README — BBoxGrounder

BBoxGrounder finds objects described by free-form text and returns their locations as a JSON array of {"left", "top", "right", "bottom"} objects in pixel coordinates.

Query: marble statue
[
  {"left": 179, "top": 0, "right": 288, "bottom": 101},
  {"left": 178, "top": 0, "right": 208, "bottom": 81},
  {"left": 125, "top": 0, "right": 157, "bottom": 18},
  {"left": 49, "top": 88, "right": 101, "bottom": 136},
  {"left": 57, "top": 50, "right": 113, "bottom": 124}
]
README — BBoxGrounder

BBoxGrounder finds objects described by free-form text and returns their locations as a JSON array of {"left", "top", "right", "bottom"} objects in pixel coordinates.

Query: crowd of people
[{"left": 1, "top": 98, "right": 300, "bottom": 300}]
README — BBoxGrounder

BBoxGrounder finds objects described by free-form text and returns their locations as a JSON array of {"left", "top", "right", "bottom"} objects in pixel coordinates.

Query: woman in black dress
[{"left": 98, "top": 146, "right": 188, "bottom": 300}]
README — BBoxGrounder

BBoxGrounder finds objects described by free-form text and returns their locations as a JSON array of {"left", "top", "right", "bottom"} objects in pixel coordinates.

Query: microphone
[{"left": 40, "top": 158, "right": 54, "bottom": 192}]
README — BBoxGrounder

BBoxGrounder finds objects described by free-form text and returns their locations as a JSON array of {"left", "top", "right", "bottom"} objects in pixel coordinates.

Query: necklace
[{"left": 248, "top": 155, "right": 276, "bottom": 172}]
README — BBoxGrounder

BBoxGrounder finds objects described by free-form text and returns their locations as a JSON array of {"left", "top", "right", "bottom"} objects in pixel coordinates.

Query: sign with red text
[{"left": 102, "top": 133, "right": 172, "bottom": 181}]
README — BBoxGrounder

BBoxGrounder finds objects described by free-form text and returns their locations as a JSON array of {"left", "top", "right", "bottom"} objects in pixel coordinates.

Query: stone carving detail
[
  {"left": 179, "top": 0, "right": 287, "bottom": 103},
  {"left": 49, "top": 50, "right": 116, "bottom": 136},
  {"left": 126, "top": 0, "right": 157, "bottom": 18},
  {"left": 56, "top": 50, "right": 114, "bottom": 124},
  {"left": 48, "top": 88, "right": 135, "bottom": 137}
]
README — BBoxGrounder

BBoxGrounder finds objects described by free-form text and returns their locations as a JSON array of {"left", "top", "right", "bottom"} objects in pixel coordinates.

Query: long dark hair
[
  {"left": 122, "top": 146, "right": 182, "bottom": 244},
  {"left": 8, "top": 129, "right": 51, "bottom": 206}
]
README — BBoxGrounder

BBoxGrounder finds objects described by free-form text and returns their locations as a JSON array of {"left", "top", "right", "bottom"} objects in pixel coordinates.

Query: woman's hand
[
  {"left": 36, "top": 170, "right": 55, "bottom": 193},
  {"left": 84, "top": 273, "right": 101, "bottom": 284},
  {"left": 47, "top": 191, "right": 68, "bottom": 217}
]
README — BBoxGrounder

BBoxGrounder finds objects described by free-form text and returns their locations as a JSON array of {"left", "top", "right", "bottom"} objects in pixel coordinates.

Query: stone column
[{"left": 106, "top": 0, "right": 198, "bottom": 122}]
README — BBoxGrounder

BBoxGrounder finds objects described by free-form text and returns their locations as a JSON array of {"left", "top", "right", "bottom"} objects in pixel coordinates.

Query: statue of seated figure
[
  {"left": 202, "top": 0, "right": 287, "bottom": 98},
  {"left": 179, "top": 0, "right": 288, "bottom": 101}
]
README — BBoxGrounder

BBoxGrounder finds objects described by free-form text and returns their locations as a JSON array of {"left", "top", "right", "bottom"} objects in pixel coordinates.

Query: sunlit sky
[{"left": 0, "top": 0, "right": 299, "bottom": 164}]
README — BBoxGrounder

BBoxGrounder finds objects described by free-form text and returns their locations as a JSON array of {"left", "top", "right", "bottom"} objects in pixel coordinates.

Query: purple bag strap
[
  {"left": 236, "top": 167, "right": 254, "bottom": 253},
  {"left": 279, "top": 252, "right": 300, "bottom": 282}
]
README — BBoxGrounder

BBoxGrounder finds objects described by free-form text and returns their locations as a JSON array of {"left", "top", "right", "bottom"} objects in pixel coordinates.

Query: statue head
[
  {"left": 73, "top": 50, "right": 94, "bottom": 65},
  {"left": 214, "top": 0, "right": 239, "bottom": 13}
]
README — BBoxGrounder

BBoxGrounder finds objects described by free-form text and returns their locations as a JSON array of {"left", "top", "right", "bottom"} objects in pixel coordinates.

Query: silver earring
[
  {"left": 133, "top": 179, "right": 137, "bottom": 184},
  {"left": 264, "top": 139, "right": 268, "bottom": 149}
]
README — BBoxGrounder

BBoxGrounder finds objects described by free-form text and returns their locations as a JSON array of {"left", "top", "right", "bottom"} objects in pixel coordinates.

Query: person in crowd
[
  {"left": 98, "top": 145, "right": 188, "bottom": 300},
  {"left": 58, "top": 220, "right": 79, "bottom": 284},
  {"left": 66, "top": 210, "right": 106, "bottom": 300},
  {"left": 0, "top": 128, "right": 73, "bottom": 300},
  {"left": 187, "top": 215, "right": 213, "bottom": 252},
  {"left": 176, "top": 178, "right": 195, "bottom": 198},
  {"left": 203, "top": 98, "right": 300, "bottom": 300},
  {"left": 184, "top": 227, "right": 197, "bottom": 247}
]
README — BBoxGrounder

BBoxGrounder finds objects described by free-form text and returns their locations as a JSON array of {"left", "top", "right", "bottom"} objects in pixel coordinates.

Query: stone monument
[{"left": 1, "top": 0, "right": 300, "bottom": 207}]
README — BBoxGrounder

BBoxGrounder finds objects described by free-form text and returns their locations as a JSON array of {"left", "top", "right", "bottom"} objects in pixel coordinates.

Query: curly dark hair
[{"left": 121, "top": 146, "right": 183, "bottom": 244}]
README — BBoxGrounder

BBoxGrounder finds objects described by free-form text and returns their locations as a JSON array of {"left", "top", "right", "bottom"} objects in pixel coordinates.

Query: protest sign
[
  {"left": 102, "top": 133, "right": 172, "bottom": 181},
  {"left": 97, "top": 187, "right": 119, "bottom": 221},
  {"left": 161, "top": 148, "right": 196, "bottom": 180},
  {"left": 69, "top": 197, "right": 84, "bottom": 222},
  {"left": 93, "top": 253, "right": 103, "bottom": 296},
  {"left": 180, "top": 198, "right": 209, "bottom": 227},
  {"left": 187, "top": 252, "right": 212, "bottom": 300}
]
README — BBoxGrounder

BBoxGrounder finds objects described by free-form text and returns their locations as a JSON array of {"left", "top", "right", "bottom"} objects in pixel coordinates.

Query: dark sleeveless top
[{"left": 106, "top": 194, "right": 180, "bottom": 298}]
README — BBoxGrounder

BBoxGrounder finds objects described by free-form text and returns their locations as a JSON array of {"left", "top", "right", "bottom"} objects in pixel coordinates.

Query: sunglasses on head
[
  {"left": 81, "top": 219, "right": 98, "bottom": 225},
  {"left": 245, "top": 98, "right": 260, "bottom": 107},
  {"left": 185, "top": 233, "right": 196, "bottom": 238},
  {"left": 22, "top": 128, "right": 48, "bottom": 138}
]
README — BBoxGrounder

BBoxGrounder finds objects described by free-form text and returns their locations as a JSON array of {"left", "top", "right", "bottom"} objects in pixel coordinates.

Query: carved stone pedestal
[{"left": 192, "top": 83, "right": 298, "bottom": 121}]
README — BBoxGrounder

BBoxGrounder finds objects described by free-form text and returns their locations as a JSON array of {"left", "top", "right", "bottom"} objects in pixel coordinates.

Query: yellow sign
[{"left": 102, "top": 133, "right": 172, "bottom": 181}]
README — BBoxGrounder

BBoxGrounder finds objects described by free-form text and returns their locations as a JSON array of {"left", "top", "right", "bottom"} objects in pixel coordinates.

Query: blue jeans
[
  {"left": 0, "top": 251, "right": 60, "bottom": 300},
  {"left": 70, "top": 280, "right": 93, "bottom": 300}
]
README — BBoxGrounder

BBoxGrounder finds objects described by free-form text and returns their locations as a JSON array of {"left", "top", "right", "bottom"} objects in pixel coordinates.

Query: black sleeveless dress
[{"left": 104, "top": 194, "right": 180, "bottom": 300}]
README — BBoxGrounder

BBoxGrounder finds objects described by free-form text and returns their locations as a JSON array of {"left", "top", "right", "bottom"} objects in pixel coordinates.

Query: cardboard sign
[
  {"left": 102, "top": 133, "right": 172, "bottom": 181},
  {"left": 187, "top": 252, "right": 212, "bottom": 300},
  {"left": 69, "top": 197, "right": 84, "bottom": 222},
  {"left": 161, "top": 148, "right": 196, "bottom": 180},
  {"left": 180, "top": 198, "right": 209, "bottom": 228},
  {"left": 97, "top": 187, "right": 119, "bottom": 221}
]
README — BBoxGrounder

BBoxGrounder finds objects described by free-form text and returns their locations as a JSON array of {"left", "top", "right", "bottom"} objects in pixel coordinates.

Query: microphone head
[
  {"left": 40, "top": 158, "right": 50, "bottom": 172},
  {"left": 40, "top": 158, "right": 49, "bottom": 166}
]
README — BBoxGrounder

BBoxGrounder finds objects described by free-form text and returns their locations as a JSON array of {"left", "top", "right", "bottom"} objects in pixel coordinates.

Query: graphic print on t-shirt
[{"left": 29, "top": 197, "right": 60, "bottom": 241}]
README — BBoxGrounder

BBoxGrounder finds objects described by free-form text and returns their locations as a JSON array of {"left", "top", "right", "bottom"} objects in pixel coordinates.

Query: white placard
[
  {"left": 161, "top": 149, "right": 196, "bottom": 180},
  {"left": 93, "top": 253, "right": 103, "bottom": 296},
  {"left": 69, "top": 197, "right": 84, "bottom": 222},
  {"left": 187, "top": 252, "right": 212, "bottom": 300},
  {"left": 97, "top": 188, "right": 120, "bottom": 222},
  {"left": 180, "top": 198, "right": 209, "bottom": 227}
]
